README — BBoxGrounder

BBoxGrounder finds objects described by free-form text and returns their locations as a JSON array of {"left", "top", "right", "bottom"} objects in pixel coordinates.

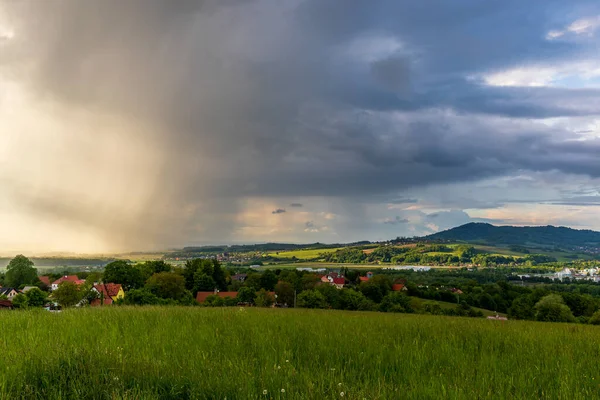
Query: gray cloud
[
  {"left": 3, "top": 0, "right": 600, "bottom": 249},
  {"left": 383, "top": 217, "right": 409, "bottom": 225},
  {"left": 290, "top": 203, "right": 303, "bottom": 208},
  {"left": 272, "top": 209, "right": 286, "bottom": 214}
]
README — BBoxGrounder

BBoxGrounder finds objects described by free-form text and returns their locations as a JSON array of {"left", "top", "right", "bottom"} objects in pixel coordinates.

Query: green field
[
  {"left": 2, "top": 307, "right": 600, "bottom": 399},
  {"left": 266, "top": 248, "right": 343, "bottom": 260}
]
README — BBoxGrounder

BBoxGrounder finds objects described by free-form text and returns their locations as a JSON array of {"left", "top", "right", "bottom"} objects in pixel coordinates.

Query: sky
[{"left": 2, "top": 0, "right": 600, "bottom": 254}]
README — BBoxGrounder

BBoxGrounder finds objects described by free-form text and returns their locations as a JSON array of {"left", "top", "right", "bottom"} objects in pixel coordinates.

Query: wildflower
[
  {"left": 285, "top": 360, "right": 289, "bottom": 363},
  {"left": 281, "top": 389, "right": 285, "bottom": 393},
  {"left": 277, "top": 365, "right": 281, "bottom": 370},
  {"left": 340, "top": 392, "right": 345, "bottom": 397},
  {"left": 338, "top": 383, "right": 342, "bottom": 387},
  {"left": 263, "top": 390, "right": 268, "bottom": 395}
]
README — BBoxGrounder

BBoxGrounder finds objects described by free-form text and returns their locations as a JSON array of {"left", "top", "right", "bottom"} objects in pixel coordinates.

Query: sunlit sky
[{"left": 2, "top": 1, "right": 600, "bottom": 254}]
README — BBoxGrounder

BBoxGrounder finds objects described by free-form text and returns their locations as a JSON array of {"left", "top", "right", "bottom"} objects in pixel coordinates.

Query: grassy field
[
  {"left": 266, "top": 248, "right": 343, "bottom": 260},
  {"left": 2, "top": 307, "right": 600, "bottom": 399}
]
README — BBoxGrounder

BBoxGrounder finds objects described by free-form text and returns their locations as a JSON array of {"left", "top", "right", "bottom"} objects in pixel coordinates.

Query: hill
[{"left": 426, "top": 222, "right": 600, "bottom": 247}]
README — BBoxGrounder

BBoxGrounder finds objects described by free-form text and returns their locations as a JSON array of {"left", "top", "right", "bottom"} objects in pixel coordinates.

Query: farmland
[{"left": 2, "top": 307, "right": 600, "bottom": 399}]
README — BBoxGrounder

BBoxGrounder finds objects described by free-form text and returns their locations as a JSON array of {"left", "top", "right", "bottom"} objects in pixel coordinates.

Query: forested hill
[{"left": 426, "top": 223, "right": 600, "bottom": 247}]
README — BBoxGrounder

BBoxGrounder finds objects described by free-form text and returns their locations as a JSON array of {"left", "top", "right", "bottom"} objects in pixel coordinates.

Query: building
[
  {"left": 230, "top": 274, "right": 247, "bottom": 282},
  {"left": 51, "top": 275, "right": 85, "bottom": 291},
  {"left": 90, "top": 283, "right": 125, "bottom": 306},
  {"left": 0, "top": 288, "right": 18, "bottom": 299},
  {"left": 38, "top": 276, "right": 51, "bottom": 287},
  {"left": 196, "top": 291, "right": 239, "bottom": 303},
  {"left": 392, "top": 284, "right": 408, "bottom": 292}
]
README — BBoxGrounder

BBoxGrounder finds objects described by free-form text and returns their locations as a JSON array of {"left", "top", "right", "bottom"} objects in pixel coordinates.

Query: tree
[
  {"left": 255, "top": 289, "right": 275, "bottom": 307},
  {"left": 52, "top": 282, "right": 83, "bottom": 307},
  {"left": 338, "top": 289, "right": 367, "bottom": 311},
  {"left": 588, "top": 310, "right": 600, "bottom": 325},
  {"left": 236, "top": 287, "right": 256, "bottom": 304},
  {"left": 11, "top": 293, "right": 28, "bottom": 309},
  {"left": 508, "top": 295, "right": 535, "bottom": 320},
  {"left": 122, "top": 288, "right": 162, "bottom": 305},
  {"left": 139, "top": 261, "right": 172, "bottom": 281},
  {"left": 260, "top": 270, "right": 278, "bottom": 291},
  {"left": 25, "top": 287, "right": 47, "bottom": 307},
  {"left": 315, "top": 284, "right": 341, "bottom": 308},
  {"left": 5, "top": 255, "right": 38, "bottom": 288},
  {"left": 359, "top": 281, "right": 384, "bottom": 303},
  {"left": 145, "top": 272, "right": 187, "bottom": 300},
  {"left": 297, "top": 290, "right": 327, "bottom": 309},
  {"left": 103, "top": 261, "right": 143, "bottom": 290},
  {"left": 194, "top": 273, "right": 216, "bottom": 292},
  {"left": 534, "top": 294, "right": 575, "bottom": 323},
  {"left": 183, "top": 259, "right": 226, "bottom": 291},
  {"left": 274, "top": 281, "right": 295, "bottom": 306},
  {"left": 379, "top": 292, "right": 414, "bottom": 313}
]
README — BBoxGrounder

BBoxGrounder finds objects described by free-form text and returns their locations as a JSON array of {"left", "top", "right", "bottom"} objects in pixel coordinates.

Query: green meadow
[
  {"left": 266, "top": 248, "right": 343, "bottom": 260},
  {"left": 1, "top": 307, "right": 599, "bottom": 399}
]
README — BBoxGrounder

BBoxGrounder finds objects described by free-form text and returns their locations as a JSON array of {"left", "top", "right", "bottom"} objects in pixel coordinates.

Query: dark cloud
[
  {"left": 383, "top": 217, "right": 409, "bottom": 225},
  {"left": 272, "top": 208, "right": 286, "bottom": 214},
  {"left": 289, "top": 203, "right": 303, "bottom": 208},
  {"left": 3, "top": 0, "right": 600, "bottom": 247}
]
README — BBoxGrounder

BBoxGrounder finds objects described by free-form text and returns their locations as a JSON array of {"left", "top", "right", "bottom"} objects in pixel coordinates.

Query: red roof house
[
  {"left": 51, "top": 275, "right": 85, "bottom": 291},
  {"left": 392, "top": 284, "right": 407, "bottom": 292},
  {"left": 90, "top": 283, "right": 124, "bottom": 306},
  {"left": 196, "top": 291, "right": 239, "bottom": 303},
  {"left": 38, "top": 276, "right": 51, "bottom": 287},
  {"left": 359, "top": 276, "right": 369, "bottom": 282}
]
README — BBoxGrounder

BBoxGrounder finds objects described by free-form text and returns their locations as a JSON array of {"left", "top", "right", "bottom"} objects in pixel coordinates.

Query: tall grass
[{"left": 0, "top": 307, "right": 599, "bottom": 399}]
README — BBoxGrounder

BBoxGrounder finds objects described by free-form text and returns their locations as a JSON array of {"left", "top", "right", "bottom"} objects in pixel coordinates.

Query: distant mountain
[{"left": 425, "top": 223, "right": 600, "bottom": 247}]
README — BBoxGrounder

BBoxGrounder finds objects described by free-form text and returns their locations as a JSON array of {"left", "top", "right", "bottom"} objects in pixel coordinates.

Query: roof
[
  {"left": 52, "top": 275, "right": 85, "bottom": 286},
  {"left": 94, "top": 283, "right": 123, "bottom": 298},
  {"left": 332, "top": 278, "right": 345, "bottom": 285},
  {"left": 90, "top": 297, "right": 113, "bottom": 306},
  {"left": 359, "top": 276, "right": 369, "bottom": 282},
  {"left": 21, "top": 286, "right": 38, "bottom": 293},
  {"left": 0, "top": 300, "right": 13, "bottom": 308},
  {"left": 0, "top": 288, "right": 17, "bottom": 296},
  {"left": 392, "top": 284, "right": 406, "bottom": 291},
  {"left": 196, "top": 291, "right": 239, "bottom": 303},
  {"left": 38, "top": 276, "right": 51, "bottom": 286}
]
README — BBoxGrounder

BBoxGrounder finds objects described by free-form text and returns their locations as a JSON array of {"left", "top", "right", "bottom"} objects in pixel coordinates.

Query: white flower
[
  {"left": 281, "top": 389, "right": 285, "bottom": 393},
  {"left": 285, "top": 360, "right": 289, "bottom": 363},
  {"left": 277, "top": 365, "right": 281, "bottom": 370},
  {"left": 263, "top": 390, "right": 268, "bottom": 395},
  {"left": 338, "top": 383, "right": 342, "bottom": 387},
  {"left": 340, "top": 392, "right": 345, "bottom": 397}
]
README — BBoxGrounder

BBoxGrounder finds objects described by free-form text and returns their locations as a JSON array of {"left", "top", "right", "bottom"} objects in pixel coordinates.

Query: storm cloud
[{"left": 2, "top": 0, "right": 600, "bottom": 252}]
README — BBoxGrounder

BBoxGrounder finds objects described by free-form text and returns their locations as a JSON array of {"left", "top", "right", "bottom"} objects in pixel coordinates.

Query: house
[
  {"left": 0, "top": 288, "right": 18, "bottom": 299},
  {"left": 230, "top": 274, "right": 247, "bottom": 282},
  {"left": 359, "top": 276, "right": 369, "bottom": 282},
  {"left": 451, "top": 288, "right": 464, "bottom": 295},
  {"left": 332, "top": 278, "right": 345, "bottom": 289},
  {"left": 90, "top": 283, "right": 125, "bottom": 306},
  {"left": 38, "top": 276, "right": 51, "bottom": 287},
  {"left": 51, "top": 275, "right": 85, "bottom": 291},
  {"left": 21, "top": 286, "right": 38, "bottom": 293},
  {"left": 366, "top": 271, "right": 374, "bottom": 279},
  {"left": 392, "top": 284, "right": 408, "bottom": 292},
  {"left": 320, "top": 273, "right": 345, "bottom": 289},
  {"left": 196, "top": 291, "right": 239, "bottom": 303},
  {"left": 0, "top": 300, "right": 13, "bottom": 309}
]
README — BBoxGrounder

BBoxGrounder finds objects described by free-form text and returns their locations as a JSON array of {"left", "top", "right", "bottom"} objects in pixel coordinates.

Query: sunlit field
[{"left": 1, "top": 307, "right": 599, "bottom": 399}]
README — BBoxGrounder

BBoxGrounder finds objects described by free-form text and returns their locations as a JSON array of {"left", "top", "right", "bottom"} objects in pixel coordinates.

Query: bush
[
  {"left": 534, "top": 295, "right": 575, "bottom": 323},
  {"left": 588, "top": 310, "right": 600, "bottom": 325},
  {"left": 297, "top": 290, "right": 328, "bottom": 309}
]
